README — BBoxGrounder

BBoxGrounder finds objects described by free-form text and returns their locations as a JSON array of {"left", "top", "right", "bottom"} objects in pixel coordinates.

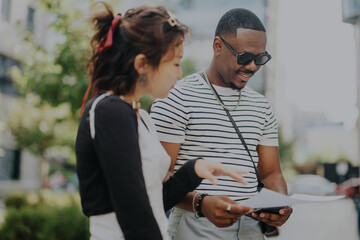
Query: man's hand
[
  {"left": 251, "top": 207, "right": 293, "bottom": 227},
  {"left": 201, "top": 195, "right": 252, "bottom": 228}
]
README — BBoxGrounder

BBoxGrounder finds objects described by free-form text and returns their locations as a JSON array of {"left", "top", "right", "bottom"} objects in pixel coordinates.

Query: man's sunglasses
[{"left": 219, "top": 36, "right": 271, "bottom": 66}]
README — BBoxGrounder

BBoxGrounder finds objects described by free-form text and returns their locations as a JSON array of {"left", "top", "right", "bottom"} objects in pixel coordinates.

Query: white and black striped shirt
[{"left": 150, "top": 73, "right": 278, "bottom": 202}]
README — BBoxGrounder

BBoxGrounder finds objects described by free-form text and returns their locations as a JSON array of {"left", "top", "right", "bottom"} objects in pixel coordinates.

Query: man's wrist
[
  {"left": 192, "top": 192, "right": 201, "bottom": 213},
  {"left": 195, "top": 193, "right": 209, "bottom": 218}
]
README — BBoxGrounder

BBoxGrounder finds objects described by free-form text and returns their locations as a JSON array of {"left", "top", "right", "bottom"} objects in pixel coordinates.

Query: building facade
[
  {"left": 342, "top": 0, "right": 360, "bottom": 177},
  {"left": 0, "top": 0, "right": 48, "bottom": 196}
]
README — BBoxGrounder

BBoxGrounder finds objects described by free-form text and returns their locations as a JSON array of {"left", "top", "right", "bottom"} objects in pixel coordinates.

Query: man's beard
[{"left": 229, "top": 82, "right": 244, "bottom": 91}]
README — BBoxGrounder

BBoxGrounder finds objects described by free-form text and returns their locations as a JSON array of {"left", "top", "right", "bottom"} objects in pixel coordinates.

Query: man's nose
[{"left": 244, "top": 60, "right": 259, "bottom": 71}]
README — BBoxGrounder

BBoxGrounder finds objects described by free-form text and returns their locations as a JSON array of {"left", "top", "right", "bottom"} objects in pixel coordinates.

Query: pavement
[{"left": 270, "top": 198, "right": 359, "bottom": 240}]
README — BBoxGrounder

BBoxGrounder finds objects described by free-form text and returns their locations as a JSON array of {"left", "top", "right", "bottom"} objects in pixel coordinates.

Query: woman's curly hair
[{"left": 88, "top": 1, "right": 189, "bottom": 96}]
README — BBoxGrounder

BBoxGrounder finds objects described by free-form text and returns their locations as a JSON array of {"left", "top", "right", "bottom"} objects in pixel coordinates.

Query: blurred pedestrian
[
  {"left": 151, "top": 8, "right": 292, "bottom": 239},
  {"left": 75, "top": 2, "right": 249, "bottom": 240}
]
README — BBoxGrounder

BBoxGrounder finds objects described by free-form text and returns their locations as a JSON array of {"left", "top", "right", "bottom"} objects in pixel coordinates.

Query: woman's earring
[{"left": 138, "top": 74, "right": 147, "bottom": 86}]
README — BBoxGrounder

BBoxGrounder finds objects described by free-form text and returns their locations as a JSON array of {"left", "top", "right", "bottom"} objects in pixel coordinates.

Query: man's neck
[
  {"left": 205, "top": 64, "right": 228, "bottom": 88},
  {"left": 205, "top": 61, "right": 245, "bottom": 91}
]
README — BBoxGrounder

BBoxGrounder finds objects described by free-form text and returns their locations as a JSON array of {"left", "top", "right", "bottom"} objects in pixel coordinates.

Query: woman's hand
[
  {"left": 162, "top": 170, "right": 173, "bottom": 183},
  {"left": 194, "top": 158, "right": 248, "bottom": 185}
]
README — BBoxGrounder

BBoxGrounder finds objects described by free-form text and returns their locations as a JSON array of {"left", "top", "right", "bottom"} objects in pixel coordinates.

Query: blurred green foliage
[
  {"left": 8, "top": 95, "right": 75, "bottom": 155},
  {"left": 180, "top": 58, "right": 197, "bottom": 77},
  {"left": 0, "top": 94, "right": 4, "bottom": 158},
  {"left": 0, "top": 191, "right": 89, "bottom": 240},
  {"left": 278, "top": 128, "right": 295, "bottom": 165},
  {"left": 3, "top": 192, "right": 28, "bottom": 209},
  {"left": 278, "top": 128, "right": 297, "bottom": 179},
  {"left": 9, "top": 0, "right": 93, "bottom": 181},
  {"left": 12, "top": 0, "right": 91, "bottom": 113}
]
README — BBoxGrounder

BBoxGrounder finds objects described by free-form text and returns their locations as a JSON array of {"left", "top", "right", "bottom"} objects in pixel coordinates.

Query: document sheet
[{"left": 240, "top": 188, "right": 344, "bottom": 208}]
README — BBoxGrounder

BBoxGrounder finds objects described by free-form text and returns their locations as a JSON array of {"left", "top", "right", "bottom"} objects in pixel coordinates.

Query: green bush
[
  {"left": 42, "top": 205, "right": 90, "bottom": 240},
  {"left": 0, "top": 191, "right": 90, "bottom": 240},
  {"left": 3, "top": 192, "right": 29, "bottom": 209},
  {"left": 0, "top": 207, "right": 49, "bottom": 240}
]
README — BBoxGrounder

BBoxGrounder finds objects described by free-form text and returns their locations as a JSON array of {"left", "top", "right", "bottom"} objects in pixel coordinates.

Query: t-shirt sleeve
[
  {"left": 259, "top": 101, "right": 279, "bottom": 146},
  {"left": 93, "top": 100, "right": 162, "bottom": 240},
  {"left": 150, "top": 86, "right": 189, "bottom": 143},
  {"left": 162, "top": 160, "right": 202, "bottom": 212}
]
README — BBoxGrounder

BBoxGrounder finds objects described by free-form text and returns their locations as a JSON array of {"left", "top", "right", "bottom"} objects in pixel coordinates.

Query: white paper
[{"left": 240, "top": 188, "right": 345, "bottom": 208}]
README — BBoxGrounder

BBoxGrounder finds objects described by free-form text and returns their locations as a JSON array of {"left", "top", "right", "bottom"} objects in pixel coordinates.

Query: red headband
[{"left": 80, "top": 14, "right": 122, "bottom": 115}]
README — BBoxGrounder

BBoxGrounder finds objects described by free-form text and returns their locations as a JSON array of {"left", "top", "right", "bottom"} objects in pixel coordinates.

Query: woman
[{"left": 75, "top": 2, "right": 249, "bottom": 240}]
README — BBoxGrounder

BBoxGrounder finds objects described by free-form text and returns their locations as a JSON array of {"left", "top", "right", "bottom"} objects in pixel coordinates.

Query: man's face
[{"left": 215, "top": 28, "right": 267, "bottom": 90}]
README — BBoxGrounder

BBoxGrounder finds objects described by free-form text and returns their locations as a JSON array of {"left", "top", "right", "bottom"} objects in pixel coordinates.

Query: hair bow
[
  {"left": 98, "top": 14, "right": 122, "bottom": 52},
  {"left": 80, "top": 14, "right": 122, "bottom": 115}
]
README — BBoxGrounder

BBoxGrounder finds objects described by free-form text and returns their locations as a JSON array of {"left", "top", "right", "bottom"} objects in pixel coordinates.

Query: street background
[
  {"left": 0, "top": 0, "right": 359, "bottom": 239},
  {"left": 273, "top": 199, "right": 359, "bottom": 240}
]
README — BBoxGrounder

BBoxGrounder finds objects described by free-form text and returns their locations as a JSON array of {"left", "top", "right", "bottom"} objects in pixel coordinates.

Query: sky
[{"left": 276, "top": 0, "right": 358, "bottom": 130}]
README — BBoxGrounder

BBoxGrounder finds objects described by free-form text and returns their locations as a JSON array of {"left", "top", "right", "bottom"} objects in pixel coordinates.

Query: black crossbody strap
[
  {"left": 223, "top": 107, "right": 264, "bottom": 191},
  {"left": 200, "top": 72, "right": 264, "bottom": 191}
]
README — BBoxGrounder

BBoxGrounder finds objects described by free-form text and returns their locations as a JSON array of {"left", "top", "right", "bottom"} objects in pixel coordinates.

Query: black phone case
[{"left": 253, "top": 206, "right": 284, "bottom": 214}]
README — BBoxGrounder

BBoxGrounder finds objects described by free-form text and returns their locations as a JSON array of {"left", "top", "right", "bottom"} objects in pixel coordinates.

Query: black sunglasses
[{"left": 219, "top": 36, "right": 271, "bottom": 66}]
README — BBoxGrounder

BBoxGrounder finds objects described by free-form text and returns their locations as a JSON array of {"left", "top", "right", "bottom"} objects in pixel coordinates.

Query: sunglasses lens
[
  {"left": 255, "top": 54, "right": 271, "bottom": 65},
  {"left": 237, "top": 52, "right": 254, "bottom": 65}
]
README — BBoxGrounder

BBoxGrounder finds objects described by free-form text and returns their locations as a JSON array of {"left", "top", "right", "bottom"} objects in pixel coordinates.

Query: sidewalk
[{"left": 271, "top": 198, "right": 359, "bottom": 240}]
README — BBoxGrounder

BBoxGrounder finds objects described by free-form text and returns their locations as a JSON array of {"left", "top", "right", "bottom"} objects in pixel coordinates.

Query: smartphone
[{"left": 252, "top": 206, "right": 284, "bottom": 214}]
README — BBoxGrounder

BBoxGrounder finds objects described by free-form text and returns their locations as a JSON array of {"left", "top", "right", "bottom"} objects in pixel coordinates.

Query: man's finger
[
  {"left": 216, "top": 199, "right": 251, "bottom": 214},
  {"left": 279, "top": 207, "right": 292, "bottom": 215},
  {"left": 227, "top": 204, "right": 252, "bottom": 214},
  {"left": 254, "top": 212, "right": 288, "bottom": 222}
]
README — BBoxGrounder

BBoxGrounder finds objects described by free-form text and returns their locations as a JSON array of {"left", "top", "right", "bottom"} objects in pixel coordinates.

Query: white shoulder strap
[
  {"left": 138, "top": 109, "right": 156, "bottom": 135},
  {"left": 89, "top": 92, "right": 111, "bottom": 140}
]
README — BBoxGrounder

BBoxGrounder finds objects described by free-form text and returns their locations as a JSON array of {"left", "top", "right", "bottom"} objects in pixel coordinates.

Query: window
[
  {"left": 1, "top": 0, "right": 11, "bottom": 21},
  {"left": 342, "top": 0, "right": 360, "bottom": 24},
  {"left": 180, "top": 0, "right": 193, "bottom": 9},
  {"left": 0, "top": 149, "right": 21, "bottom": 180},
  {"left": 26, "top": 7, "right": 35, "bottom": 31},
  {"left": 0, "top": 55, "right": 20, "bottom": 95}
]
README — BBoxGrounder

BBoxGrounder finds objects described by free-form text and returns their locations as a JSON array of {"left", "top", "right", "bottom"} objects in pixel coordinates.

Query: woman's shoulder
[{"left": 94, "top": 94, "right": 136, "bottom": 119}]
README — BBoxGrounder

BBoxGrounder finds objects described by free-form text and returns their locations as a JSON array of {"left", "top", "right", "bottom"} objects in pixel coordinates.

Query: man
[{"left": 151, "top": 8, "right": 292, "bottom": 239}]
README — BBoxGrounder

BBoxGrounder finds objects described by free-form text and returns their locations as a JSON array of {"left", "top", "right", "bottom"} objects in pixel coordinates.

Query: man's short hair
[{"left": 215, "top": 8, "right": 266, "bottom": 37}]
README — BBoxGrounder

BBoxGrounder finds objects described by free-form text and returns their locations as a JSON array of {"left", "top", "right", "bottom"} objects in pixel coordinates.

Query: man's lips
[{"left": 237, "top": 71, "right": 254, "bottom": 81}]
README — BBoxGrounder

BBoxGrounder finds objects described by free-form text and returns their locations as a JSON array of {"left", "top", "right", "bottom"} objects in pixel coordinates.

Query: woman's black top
[{"left": 75, "top": 94, "right": 202, "bottom": 240}]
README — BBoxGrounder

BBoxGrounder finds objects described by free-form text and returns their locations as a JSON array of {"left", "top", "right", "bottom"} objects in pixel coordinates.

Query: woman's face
[{"left": 146, "top": 43, "right": 183, "bottom": 99}]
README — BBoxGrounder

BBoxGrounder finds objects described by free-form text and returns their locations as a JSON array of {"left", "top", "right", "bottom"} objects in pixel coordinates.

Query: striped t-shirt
[{"left": 150, "top": 72, "right": 278, "bottom": 202}]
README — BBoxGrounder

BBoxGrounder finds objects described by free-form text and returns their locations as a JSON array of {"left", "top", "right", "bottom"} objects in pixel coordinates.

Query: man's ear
[
  {"left": 213, "top": 36, "right": 222, "bottom": 56},
  {"left": 134, "top": 54, "right": 149, "bottom": 74}
]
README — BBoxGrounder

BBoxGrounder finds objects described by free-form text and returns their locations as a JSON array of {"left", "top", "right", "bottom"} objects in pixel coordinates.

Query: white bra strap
[{"left": 89, "top": 92, "right": 111, "bottom": 140}]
